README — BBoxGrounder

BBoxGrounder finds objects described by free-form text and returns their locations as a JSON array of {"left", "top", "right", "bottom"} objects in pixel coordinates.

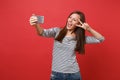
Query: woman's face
[{"left": 66, "top": 13, "right": 80, "bottom": 31}]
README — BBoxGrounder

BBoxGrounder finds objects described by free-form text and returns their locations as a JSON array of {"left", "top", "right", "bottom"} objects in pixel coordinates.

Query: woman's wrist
[
  {"left": 35, "top": 23, "right": 40, "bottom": 27},
  {"left": 86, "top": 26, "right": 92, "bottom": 32}
]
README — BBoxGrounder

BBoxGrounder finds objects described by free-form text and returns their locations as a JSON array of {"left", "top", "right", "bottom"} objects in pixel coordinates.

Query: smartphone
[{"left": 37, "top": 16, "right": 44, "bottom": 24}]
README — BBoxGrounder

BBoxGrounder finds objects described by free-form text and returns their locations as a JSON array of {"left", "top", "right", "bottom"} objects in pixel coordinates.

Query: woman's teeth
[{"left": 68, "top": 24, "right": 72, "bottom": 27}]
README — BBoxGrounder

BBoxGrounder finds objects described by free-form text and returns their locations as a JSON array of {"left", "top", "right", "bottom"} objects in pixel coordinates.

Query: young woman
[{"left": 29, "top": 11, "right": 105, "bottom": 80}]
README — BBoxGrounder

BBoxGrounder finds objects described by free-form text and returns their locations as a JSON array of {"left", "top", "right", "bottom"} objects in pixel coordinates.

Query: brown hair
[{"left": 55, "top": 11, "right": 86, "bottom": 54}]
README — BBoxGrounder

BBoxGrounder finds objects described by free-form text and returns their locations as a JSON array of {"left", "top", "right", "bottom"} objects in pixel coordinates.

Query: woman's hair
[{"left": 55, "top": 11, "right": 86, "bottom": 54}]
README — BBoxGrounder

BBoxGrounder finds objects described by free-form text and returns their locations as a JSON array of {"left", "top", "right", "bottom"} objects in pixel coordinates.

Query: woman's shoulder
[{"left": 52, "top": 27, "right": 62, "bottom": 32}]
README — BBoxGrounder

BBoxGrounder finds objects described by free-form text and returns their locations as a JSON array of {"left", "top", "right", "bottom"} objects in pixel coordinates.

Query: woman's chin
[
  {"left": 66, "top": 25, "right": 76, "bottom": 31},
  {"left": 67, "top": 28, "right": 73, "bottom": 31}
]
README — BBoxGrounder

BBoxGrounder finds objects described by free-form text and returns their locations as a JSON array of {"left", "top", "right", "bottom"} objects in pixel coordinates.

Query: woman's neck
[{"left": 66, "top": 30, "right": 76, "bottom": 37}]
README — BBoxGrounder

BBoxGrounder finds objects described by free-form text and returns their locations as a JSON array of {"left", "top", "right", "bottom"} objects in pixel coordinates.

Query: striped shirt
[{"left": 42, "top": 27, "right": 104, "bottom": 73}]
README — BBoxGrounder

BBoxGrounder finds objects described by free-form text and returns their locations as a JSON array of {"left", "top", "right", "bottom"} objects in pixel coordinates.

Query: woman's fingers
[
  {"left": 76, "top": 24, "right": 81, "bottom": 27},
  {"left": 78, "top": 19, "right": 83, "bottom": 25},
  {"left": 77, "top": 19, "right": 90, "bottom": 30},
  {"left": 30, "top": 18, "right": 37, "bottom": 23},
  {"left": 30, "top": 16, "right": 37, "bottom": 21},
  {"left": 30, "top": 22, "right": 37, "bottom": 26},
  {"left": 29, "top": 14, "right": 38, "bottom": 26},
  {"left": 76, "top": 23, "right": 87, "bottom": 30}
]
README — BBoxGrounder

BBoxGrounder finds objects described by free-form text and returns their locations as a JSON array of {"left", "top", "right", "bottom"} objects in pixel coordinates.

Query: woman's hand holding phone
[{"left": 29, "top": 14, "right": 44, "bottom": 26}]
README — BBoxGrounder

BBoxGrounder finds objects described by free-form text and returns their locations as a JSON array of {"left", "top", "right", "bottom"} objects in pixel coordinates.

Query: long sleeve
[
  {"left": 41, "top": 27, "right": 60, "bottom": 38},
  {"left": 85, "top": 36, "right": 105, "bottom": 44}
]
